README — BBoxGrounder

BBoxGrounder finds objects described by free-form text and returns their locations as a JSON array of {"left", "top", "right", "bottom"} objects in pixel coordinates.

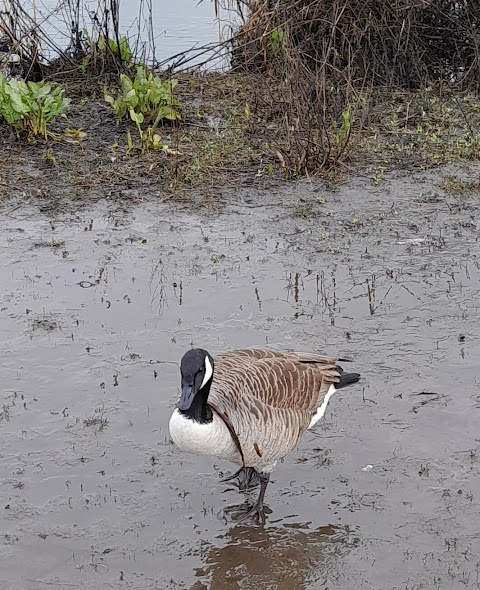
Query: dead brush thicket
[
  {"left": 217, "top": 0, "right": 480, "bottom": 174},
  {"left": 0, "top": 0, "right": 154, "bottom": 83}
]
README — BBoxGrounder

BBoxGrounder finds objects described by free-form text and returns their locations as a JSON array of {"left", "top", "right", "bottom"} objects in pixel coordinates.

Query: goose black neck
[{"left": 180, "top": 380, "right": 213, "bottom": 424}]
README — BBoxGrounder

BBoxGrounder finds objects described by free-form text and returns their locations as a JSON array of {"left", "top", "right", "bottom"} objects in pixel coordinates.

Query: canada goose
[{"left": 169, "top": 348, "right": 360, "bottom": 521}]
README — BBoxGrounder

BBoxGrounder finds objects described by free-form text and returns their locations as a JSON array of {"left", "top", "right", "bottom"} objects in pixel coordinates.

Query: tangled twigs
[{"left": 217, "top": 0, "right": 480, "bottom": 173}]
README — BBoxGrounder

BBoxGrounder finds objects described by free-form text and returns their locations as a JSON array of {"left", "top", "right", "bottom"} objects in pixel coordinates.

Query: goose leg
[
  {"left": 220, "top": 467, "right": 261, "bottom": 490},
  {"left": 255, "top": 473, "right": 270, "bottom": 511},
  {"left": 226, "top": 473, "right": 271, "bottom": 524}
]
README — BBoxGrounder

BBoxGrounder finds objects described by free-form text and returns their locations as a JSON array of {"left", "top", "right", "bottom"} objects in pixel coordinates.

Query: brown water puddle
[{"left": 1, "top": 165, "right": 480, "bottom": 589}]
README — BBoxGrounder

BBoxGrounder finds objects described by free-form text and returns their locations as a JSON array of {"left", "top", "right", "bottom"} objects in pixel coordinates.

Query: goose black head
[{"left": 179, "top": 348, "right": 214, "bottom": 412}]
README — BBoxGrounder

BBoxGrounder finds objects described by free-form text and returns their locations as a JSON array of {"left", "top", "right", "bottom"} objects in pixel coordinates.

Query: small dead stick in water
[
  {"left": 367, "top": 275, "right": 375, "bottom": 315},
  {"left": 25, "top": 581, "right": 78, "bottom": 587}
]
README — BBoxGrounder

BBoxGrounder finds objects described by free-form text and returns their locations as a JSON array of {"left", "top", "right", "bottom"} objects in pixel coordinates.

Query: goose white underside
[
  {"left": 308, "top": 384, "right": 337, "bottom": 429},
  {"left": 169, "top": 409, "right": 241, "bottom": 464}
]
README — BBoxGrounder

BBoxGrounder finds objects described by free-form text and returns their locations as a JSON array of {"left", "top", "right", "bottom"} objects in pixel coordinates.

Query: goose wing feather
[{"left": 208, "top": 349, "right": 341, "bottom": 469}]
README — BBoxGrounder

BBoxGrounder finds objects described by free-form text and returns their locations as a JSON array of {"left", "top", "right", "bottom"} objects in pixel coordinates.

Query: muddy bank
[
  {"left": 1, "top": 72, "right": 480, "bottom": 204},
  {"left": 1, "top": 164, "right": 480, "bottom": 589},
  {"left": 0, "top": 74, "right": 273, "bottom": 202}
]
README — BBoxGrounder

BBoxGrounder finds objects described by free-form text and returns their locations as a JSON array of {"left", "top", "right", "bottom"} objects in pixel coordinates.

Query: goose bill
[{"left": 179, "top": 382, "right": 195, "bottom": 411}]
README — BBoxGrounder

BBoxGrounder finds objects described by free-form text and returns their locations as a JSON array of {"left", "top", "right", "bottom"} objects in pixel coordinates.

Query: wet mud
[{"left": 1, "top": 164, "right": 480, "bottom": 589}]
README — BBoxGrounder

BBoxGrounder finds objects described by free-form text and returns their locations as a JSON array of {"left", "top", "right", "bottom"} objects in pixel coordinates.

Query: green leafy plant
[
  {"left": 373, "top": 166, "right": 385, "bottom": 185},
  {"left": 105, "top": 66, "right": 180, "bottom": 124},
  {"left": 136, "top": 127, "right": 181, "bottom": 154},
  {"left": 0, "top": 73, "right": 70, "bottom": 139},
  {"left": 268, "top": 28, "right": 285, "bottom": 56},
  {"left": 104, "top": 66, "right": 181, "bottom": 152},
  {"left": 98, "top": 34, "right": 133, "bottom": 62},
  {"left": 333, "top": 108, "right": 351, "bottom": 146},
  {"left": 81, "top": 32, "right": 133, "bottom": 73}
]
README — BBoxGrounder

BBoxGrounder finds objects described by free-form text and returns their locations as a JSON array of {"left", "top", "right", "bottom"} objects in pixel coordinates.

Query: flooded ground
[
  {"left": 26, "top": 0, "right": 222, "bottom": 67},
  {"left": 1, "top": 164, "right": 480, "bottom": 589}
]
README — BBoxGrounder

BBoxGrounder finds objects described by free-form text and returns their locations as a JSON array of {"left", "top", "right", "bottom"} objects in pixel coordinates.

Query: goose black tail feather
[{"left": 335, "top": 371, "right": 361, "bottom": 389}]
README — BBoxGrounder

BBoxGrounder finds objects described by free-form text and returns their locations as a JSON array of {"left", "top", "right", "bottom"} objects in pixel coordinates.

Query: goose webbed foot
[
  {"left": 220, "top": 466, "right": 261, "bottom": 491},
  {"left": 223, "top": 501, "right": 266, "bottom": 524},
  {"left": 223, "top": 473, "right": 271, "bottom": 524}
]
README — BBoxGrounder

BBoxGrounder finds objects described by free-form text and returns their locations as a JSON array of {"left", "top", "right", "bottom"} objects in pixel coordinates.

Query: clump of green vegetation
[
  {"left": 0, "top": 74, "right": 70, "bottom": 139},
  {"left": 373, "top": 166, "right": 385, "bottom": 185},
  {"left": 332, "top": 108, "right": 351, "bottom": 146},
  {"left": 267, "top": 28, "right": 285, "bottom": 56},
  {"left": 105, "top": 66, "right": 181, "bottom": 152},
  {"left": 81, "top": 33, "right": 133, "bottom": 73}
]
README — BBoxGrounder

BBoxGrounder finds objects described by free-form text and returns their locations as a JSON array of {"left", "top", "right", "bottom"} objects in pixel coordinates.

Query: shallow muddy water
[{"left": 1, "top": 166, "right": 480, "bottom": 589}]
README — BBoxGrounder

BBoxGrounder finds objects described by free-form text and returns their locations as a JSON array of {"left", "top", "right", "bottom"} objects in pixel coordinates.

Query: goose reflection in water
[{"left": 191, "top": 522, "right": 358, "bottom": 590}]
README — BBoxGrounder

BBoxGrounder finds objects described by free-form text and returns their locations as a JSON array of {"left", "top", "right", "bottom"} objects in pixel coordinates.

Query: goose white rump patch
[{"left": 308, "top": 384, "right": 337, "bottom": 429}]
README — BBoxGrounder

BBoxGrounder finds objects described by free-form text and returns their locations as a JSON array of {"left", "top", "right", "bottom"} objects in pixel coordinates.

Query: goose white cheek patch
[{"left": 201, "top": 355, "right": 213, "bottom": 389}]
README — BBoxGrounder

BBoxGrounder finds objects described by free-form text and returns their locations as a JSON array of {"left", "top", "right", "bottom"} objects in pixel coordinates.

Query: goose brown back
[{"left": 208, "top": 349, "right": 346, "bottom": 471}]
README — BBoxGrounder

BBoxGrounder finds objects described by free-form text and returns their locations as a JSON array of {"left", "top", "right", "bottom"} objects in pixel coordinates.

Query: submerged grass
[
  {"left": 440, "top": 176, "right": 480, "bottom": 195},
  {"left": 83, "top": 414, "right": 108, "bottom": 431}
]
